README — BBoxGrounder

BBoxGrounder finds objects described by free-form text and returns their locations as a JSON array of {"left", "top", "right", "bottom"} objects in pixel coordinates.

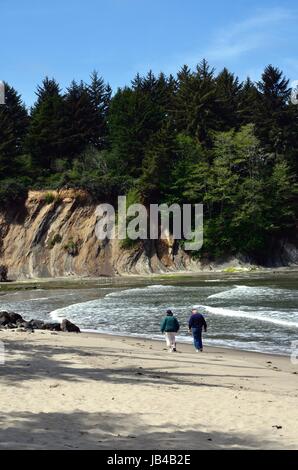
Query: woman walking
[{"left": 160, "top": 310, "right": 180, "bottom": 352}]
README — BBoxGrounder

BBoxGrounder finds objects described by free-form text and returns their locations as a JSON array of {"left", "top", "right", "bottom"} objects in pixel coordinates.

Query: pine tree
[
  {"left": 139, "top": 124, "right": 176, "bottom": 204},
  {"left": 87, "top": 71, "right": 111, "bottom": 149},
  {"left": 176, "top": 60, "right": 218, "bottom": 147},
  {"left": 63, "top": 80, "right": 95, "bottom": 160},
  {"left": 26, "top": 78, "right": 66, "bottom": 171},
  {"left": 256, "top": 65, "right": 291, "bottom": 155},
  {"left": 215, "top": 68, "right": 242, "bottom": 130},
  {"left": 108, "top": 82, "right": 167, "bottom": 179},
  {"left": 0, "top": 83, "right": 29, "bottom": 177},
  {"left": 238, "top": 78, "right": 260, "bottom": 126}
]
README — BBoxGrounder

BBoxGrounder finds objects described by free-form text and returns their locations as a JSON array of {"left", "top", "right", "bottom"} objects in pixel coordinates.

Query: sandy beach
[{"left": 0, "top": 329, "right": 297, "bottom": 450}]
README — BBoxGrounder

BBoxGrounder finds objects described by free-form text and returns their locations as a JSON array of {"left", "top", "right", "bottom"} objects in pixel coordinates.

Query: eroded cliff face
[{"left": 0, "top": 190, "right": 192, "bottom": 279}]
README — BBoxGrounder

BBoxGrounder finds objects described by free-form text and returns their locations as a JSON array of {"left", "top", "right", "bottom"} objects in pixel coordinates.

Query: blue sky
[{"left": 1, "top": 0, "right": 298, "bottom": 106}]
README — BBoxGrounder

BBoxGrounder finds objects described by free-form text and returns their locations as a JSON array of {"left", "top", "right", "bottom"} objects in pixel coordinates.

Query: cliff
[
  {"left": 0, "top": 190, "right": 297, "bottom": 280},
  {"left": 0, "top": 190, "right": 193, "bottom": 279}
]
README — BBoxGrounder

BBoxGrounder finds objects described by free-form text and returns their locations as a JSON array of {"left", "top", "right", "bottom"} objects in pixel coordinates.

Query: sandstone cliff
[{"left": 0, "top": 190, "right": 192, "bottom": 279}]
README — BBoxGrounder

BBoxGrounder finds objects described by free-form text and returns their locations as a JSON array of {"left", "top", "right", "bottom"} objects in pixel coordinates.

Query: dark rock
[
  {"left": 0, "top": 265, "right": 8, "bottom": 282},
  {"left": 0, "top": 312, "right": 10, "bottom": 326},
  {"left": 0, "top": 311, "right": 24, "bottom": 326},
  {"left": 42, "top": 323, "right": 62, "bottom": 332},
  {"left": 10, "top": 312, "right": 24, "bottom": 324},
  {"left": 28, "top": 319, "right": 45, "bottom": 330},
  {"left": 61, "top": 319, "right": 80, "bottom": 333},
  {"left": 0, "top": 312, "right": 80, "bottom": 334}
]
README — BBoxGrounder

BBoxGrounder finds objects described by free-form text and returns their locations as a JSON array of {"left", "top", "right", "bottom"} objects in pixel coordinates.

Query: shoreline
[
  {"left": 0, "top": 265, "right": 298, "bottom": 289},
  {"left": 81, "top": 330, "right": 291, "bottom": 359},
  {"left": 0, "top": 328, "right": 297, "bottom": 449},
  {"left": 83, "top": 331, "right": 296, "bottom": 364},
  {"left": 1, "top": 270, "right": 297, "bottom": 358}
]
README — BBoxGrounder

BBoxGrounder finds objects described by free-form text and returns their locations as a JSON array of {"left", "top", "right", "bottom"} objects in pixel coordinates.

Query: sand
[{"left": 0, "top": 329, "right": 297, "bottom": 450}]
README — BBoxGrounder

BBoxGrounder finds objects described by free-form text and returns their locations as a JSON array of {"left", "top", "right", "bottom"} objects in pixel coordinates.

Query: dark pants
[{"left": 192, "top": 327, "right": 203, "bottom": 350}]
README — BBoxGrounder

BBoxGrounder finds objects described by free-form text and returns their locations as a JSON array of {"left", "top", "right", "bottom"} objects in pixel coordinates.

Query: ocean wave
[
  {"left": 207, "top": 285, "right": 292, "bottom": 300},
  {"left": 203, "top": 305, "right": 298, "bottom": 329},
  {"left": 106, "top": 284, "right": 177, "bottom": 298}
]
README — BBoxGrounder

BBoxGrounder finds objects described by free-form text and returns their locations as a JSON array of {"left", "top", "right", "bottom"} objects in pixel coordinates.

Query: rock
[
  {"left": 0, "top": 312, "right": 11, "bottom": 326},
  {"left": 28, "top": 319, "right": 45, "bottom": 330},
  {"left": 0, "top": 311, "right": 24, "bottom": 326},
  {"left": 0, "top": 265, "right": 8, "bottom": 282},
  {"left": 42, "top": 323, "right": 62, "bottom": 332},
  {"left": 61, "top": 319, "right": 80, "bottom": 333},
  {"left": 9, "top": 312, "right": 24, "bottom": 324},
  {"left": 0, "top": 312, "right": 79, "bottom": 334}
]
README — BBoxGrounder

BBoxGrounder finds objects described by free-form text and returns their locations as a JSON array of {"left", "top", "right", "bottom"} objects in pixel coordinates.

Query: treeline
[{"left": 0, "top": 61, "right": 297, "bottom": 261}]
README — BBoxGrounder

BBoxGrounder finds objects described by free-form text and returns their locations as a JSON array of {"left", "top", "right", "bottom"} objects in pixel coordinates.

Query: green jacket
[{"left": 160, "top": 316, "right": 180, "bottom": 333}]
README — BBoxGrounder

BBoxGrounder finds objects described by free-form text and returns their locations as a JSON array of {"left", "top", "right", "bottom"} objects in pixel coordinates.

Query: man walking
[
  {"left": 189, "top": 308, "right": 207, "bottom": 352},
  {"left": 160, "top": 310, "right": 180, "bottom": 352}
]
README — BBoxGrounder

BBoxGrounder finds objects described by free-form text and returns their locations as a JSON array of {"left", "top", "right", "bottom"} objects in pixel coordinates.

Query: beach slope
[{"left": 0, "top": 331, "right": 297, "bottom": 450}]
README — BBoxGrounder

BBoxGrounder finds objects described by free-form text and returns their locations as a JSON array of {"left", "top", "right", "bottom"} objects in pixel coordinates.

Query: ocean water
[{"left": 0, "top": 274, "right": 297, "bottom": 356}]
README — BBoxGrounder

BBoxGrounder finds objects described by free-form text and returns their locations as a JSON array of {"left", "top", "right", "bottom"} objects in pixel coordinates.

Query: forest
[{"left": 0, "top": 61, "right": 297, "bottom": 261}]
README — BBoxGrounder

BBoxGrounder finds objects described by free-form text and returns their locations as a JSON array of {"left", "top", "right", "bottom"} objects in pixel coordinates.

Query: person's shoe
[
  {"left": 172, "top": 348, "right": 177, "bottom": 352},
  {"left": 196, "top": 349, "right": 200, "bottom": 353}
]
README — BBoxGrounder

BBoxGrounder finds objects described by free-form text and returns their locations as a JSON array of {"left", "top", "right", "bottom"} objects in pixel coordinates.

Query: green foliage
[
  {"left": 44, "top": 192, "right": 56, "bottom": 204},
  {"left": 26, "top": 78, "right": 66, "bottom": 170},
  {"left": 0, "top": 178, "right": 29, "bottom": 206},
  {"left": 120, "top": 237, "right": 141, "bottom": 250},
  {"left": 0, "top": 64, "right": 297, "bottom": 263},
  {"left": 48, "top": 234, "right": 63, "bottom": 249},
  {"left": 64, "top": 239, "right": 80, "bottom": 257},
  {"left": 0, "top": 83, "right": 29, "bottom": 177},
  {"left": 119, "top": 188, "right": 142, "bottom": 249}
]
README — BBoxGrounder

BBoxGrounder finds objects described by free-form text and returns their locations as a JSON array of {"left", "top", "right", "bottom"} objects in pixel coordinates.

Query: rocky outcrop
[
  {"left": 61, "top": 319, "right": 80, "bottom": 333},
  {"left": 0, "top": 190, "right": 193, "bottom": 279},
  {"left": 0, "top": 311, "right": 80, "bottom": 333},
  {"left": 0, "top": 311, "right": 24, "bottom": 327}
]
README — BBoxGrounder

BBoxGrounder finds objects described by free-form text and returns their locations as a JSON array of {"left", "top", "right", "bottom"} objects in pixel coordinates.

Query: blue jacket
[{"left": 189, "top": 313, "right": 207, "bottom": 332}]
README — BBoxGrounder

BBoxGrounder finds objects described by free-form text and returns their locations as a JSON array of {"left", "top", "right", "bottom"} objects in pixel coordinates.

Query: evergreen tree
[
  {"left": 26, "top": 78, "right": 66, "bottom": 171},
  {"left": 87, "top": 71, "right": 111, "bottom": 149},
  {"left": 176, "top": 60, "right": 218, "bottom": 146},
  {"left": 238, "top": 77, "right": 260, "bottom": 126},
  {"left": 63, "top": 80, "right": 95, "bottom": 160},
  {"left": 0, "top": 83, "right": 29, "bottom": 177},
  {"left": 108, "top": 82, "right": 166, "bottom": 179},
  {"left": 139, "top": 124, "right": 176, "bottom": 204},
  {"left": 0, "top": 63, "right": 297, "bottom": 263},
  {"left": 256, "top": 65, "right": 291, "bottom": 155},
  {"left": 215, "top": 68, "right": 242, "bottom": 130}
]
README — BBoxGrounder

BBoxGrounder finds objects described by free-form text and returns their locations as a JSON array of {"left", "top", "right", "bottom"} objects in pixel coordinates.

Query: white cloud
[
  {"left": 131, "top": 6, "right": 297, "bottom": 82},
  {"left": 205, "top": 7, "right": 295, "bottom": 61}
]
